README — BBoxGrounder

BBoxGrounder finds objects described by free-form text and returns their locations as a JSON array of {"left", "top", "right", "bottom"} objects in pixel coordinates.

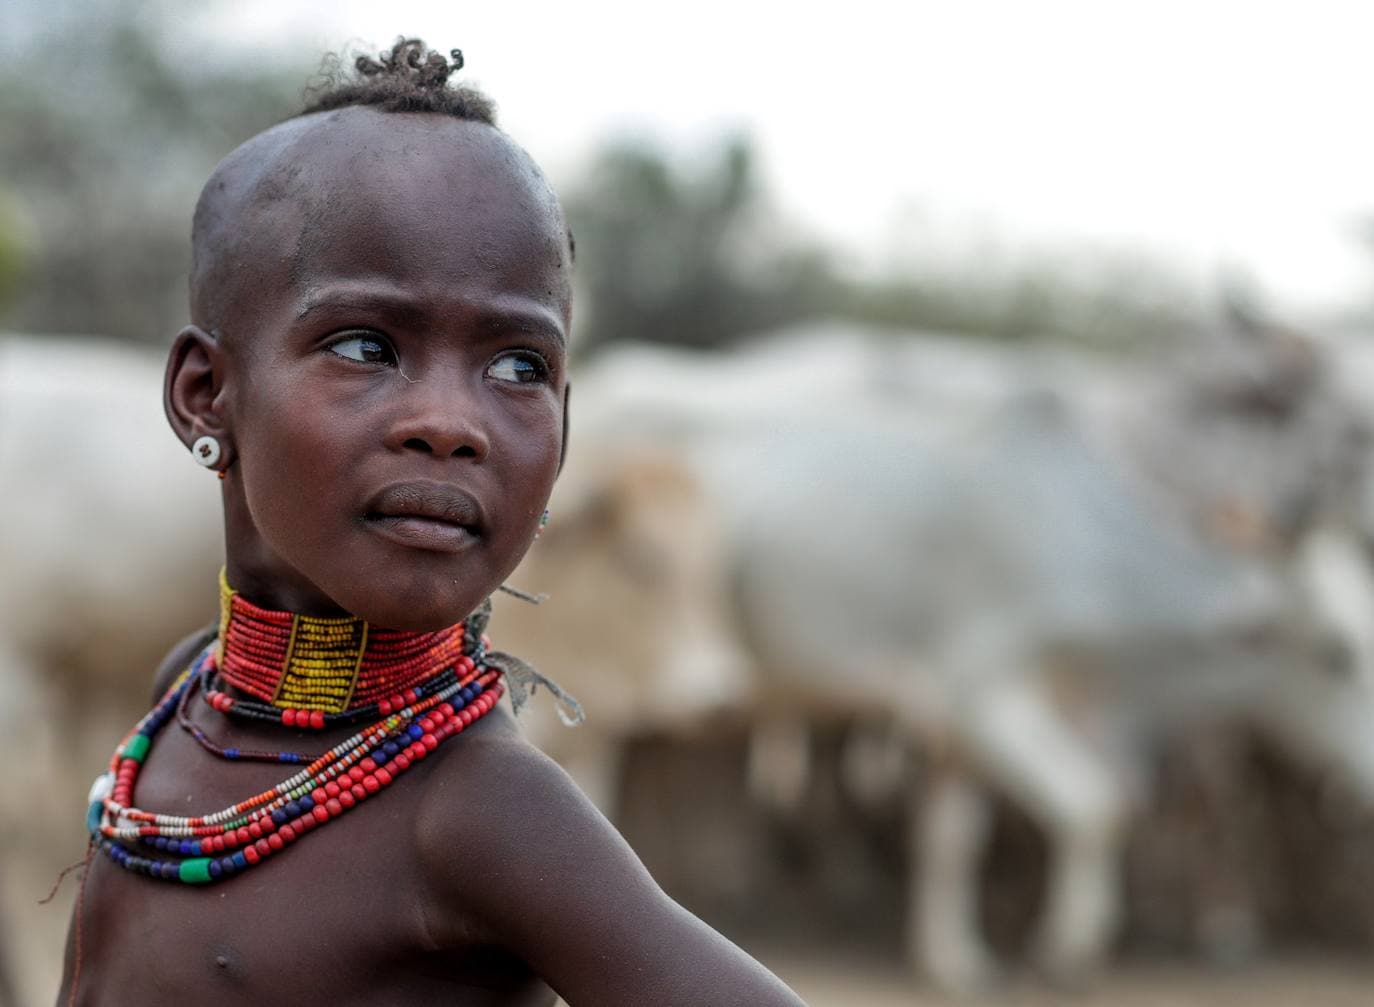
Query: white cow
[
  {"left": 0, "top": 335, "right": 225, "bottom": 821},
  {"left": 492, "top": 446, "right": 750, "bottom": 814},
  {"left": 0, "top": 336, "right": 223, "bottom": 695},
  {"left": 7, "top": 327, "right": 1373, "bottom": 1001},
  {"left": 568, "top": 322, "right": 1374, "bottom": 992},
  {"left": 0, "top": 335, "right": 222, "bottom": 1005}
]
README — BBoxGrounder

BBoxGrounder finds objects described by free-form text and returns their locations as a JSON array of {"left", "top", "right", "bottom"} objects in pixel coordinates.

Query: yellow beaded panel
[
  {"left": 273, "top": 616, "right": 369, "bottom": 713},
  {"left": 217, "top": 568, "right": 234, "bottom": 667}
]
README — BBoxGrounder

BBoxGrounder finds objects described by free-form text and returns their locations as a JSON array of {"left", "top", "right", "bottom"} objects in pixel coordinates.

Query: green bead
[
  {"left": 178, "top": 858, "right": 213, "bottom": 885},
  {"left": 121, "top": 734, "right": 151, "bottom": 763}
]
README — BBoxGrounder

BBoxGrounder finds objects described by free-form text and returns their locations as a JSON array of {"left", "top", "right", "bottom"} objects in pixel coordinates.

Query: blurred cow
[
  {"left": 0, "top": 335, "right": 224, "bottom": 816},
  {"left": 0, "top": 336, "right": 222, "bottom": 701},
  {"left": 492, "top": 447, "right": 750, "bottom": 814},
  {"left": 8, "top": 325, "right": 1374, "bottom": 1001},
  {"left": 568, "top": 322, "right": 1374, "bottom": 992},
  {"left": 0, "top": 335, "right": 222, "bottom": 1004}
]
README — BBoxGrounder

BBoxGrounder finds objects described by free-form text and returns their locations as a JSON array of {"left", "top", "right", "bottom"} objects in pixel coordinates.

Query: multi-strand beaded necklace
[{"left": 87, "top": 575, "right": 506, "bottom": 885}]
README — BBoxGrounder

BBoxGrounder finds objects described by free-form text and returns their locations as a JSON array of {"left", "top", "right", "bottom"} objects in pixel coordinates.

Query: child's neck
[{"left": 216, "top": 569, "right": 474, "bottom": 716}]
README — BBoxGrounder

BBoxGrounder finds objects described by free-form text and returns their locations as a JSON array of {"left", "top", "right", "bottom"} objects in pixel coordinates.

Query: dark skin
[{"left": 58, "top": 108, "right": 806, "bottom": 1006}]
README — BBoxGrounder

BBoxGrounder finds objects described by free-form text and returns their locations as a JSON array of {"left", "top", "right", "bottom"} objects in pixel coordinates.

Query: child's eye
[
  {"left": 486, "top": 351, "right": 550, "bottom": 384},
  {"left": 327, "top": 333, "right": 396, "bottom": 366}
]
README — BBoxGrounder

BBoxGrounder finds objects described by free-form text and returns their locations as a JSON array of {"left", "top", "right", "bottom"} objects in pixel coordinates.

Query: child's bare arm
[{"left": 418, "top": 719, "right": 809, "bottom": 1007}]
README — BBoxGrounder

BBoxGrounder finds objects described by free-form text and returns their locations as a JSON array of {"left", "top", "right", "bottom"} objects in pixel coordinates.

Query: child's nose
[{"left": 386, "top": 382, "right": 491, "bottom": 461}]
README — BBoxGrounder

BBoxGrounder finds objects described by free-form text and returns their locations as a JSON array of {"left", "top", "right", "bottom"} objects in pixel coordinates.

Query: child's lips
[
  {"left": 363, "top": 481, "right": 485, "bottom": 553},
  {"left": 365, "top": 513, "right": 478, "bottom": 553}
]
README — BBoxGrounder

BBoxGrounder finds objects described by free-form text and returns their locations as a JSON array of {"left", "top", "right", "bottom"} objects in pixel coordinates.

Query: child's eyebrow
[
  {"left": 294, "top": 284, "right": 566, "bottom": 347},
  {"left": 478, "top": 311, "right": 567, "bottom": 348},
  {"left": 295, "top": 286, "right": 427, "bottom": 325}
]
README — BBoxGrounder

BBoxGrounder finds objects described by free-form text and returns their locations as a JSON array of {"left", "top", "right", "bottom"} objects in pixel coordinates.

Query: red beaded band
[{"left": 217, "top": 571, "right": 468, "bottom": 714}]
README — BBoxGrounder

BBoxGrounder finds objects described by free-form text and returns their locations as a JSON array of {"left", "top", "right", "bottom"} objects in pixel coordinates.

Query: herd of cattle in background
[{"left": 6, "top": 317, "right": 1374, "bottom": 1001}]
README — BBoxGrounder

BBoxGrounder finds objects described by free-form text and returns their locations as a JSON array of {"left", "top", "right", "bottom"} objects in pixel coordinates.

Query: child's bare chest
[{"left": 68, "top": 708, "right": 555, "bottom": 1006}]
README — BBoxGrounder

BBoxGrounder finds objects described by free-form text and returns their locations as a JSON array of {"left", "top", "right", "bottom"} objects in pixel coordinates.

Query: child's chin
[{"left": 337, "top": 580, "right": 491, "bottom": 632}]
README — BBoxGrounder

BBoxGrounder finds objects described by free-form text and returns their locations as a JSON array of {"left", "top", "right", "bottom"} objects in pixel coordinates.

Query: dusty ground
[{"left": 757, "top": 950, "right": 1374, "bottom": 1006}]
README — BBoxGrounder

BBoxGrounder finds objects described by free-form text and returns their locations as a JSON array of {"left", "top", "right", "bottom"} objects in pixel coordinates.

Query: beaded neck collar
[{"left": 216, "top": 570, "right": 474, "bottom": 716}]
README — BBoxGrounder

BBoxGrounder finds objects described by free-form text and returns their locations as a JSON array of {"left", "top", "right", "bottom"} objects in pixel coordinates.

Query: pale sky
[{"left": 184, "top": 0, "right": 1374, "bottom": 317}]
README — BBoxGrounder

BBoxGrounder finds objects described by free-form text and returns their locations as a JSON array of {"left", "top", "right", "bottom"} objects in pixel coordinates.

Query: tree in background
[
  {"left": 565, "top": 135, "right": 1207, "bottom": 355},
  {"left": 1360, "top": 217, "right": 1374, "bottom": 320},
  {"left": 563, "top": 136, "right": 839, "bottom": 353},
  {"left": 0, "top": 5, "right": 304, "bottom": 342},
  {"left": 0, "top": 192, "right": 23, "bottom": 319}
]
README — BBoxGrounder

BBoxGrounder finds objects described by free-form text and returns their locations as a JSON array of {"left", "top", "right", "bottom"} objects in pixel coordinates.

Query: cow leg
[
  {"left": 960, "top": 675, "right": 1126, "bottom": 983},
  {"left": 909, "top": 758, "right": 999, "bottom": 993},
  {"left": 0, "top": 642, "right": 48, "bottom": 1006},
  {"left": 0, "top": 905, "right": 16, "bottom": 1007},
  {"left": 746, "top": 715, "right": 813, "bottom": 815},
  {"left": 840, "top": 717, "right": 909, "bottom": 812}
]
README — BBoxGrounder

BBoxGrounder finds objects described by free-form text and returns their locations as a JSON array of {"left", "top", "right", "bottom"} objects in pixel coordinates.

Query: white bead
[
  {"left": 87, "top": 772, "right": 113, "bottom": 805},
  {"left": 191, "top": 435, "right": 222, "bottom": 468}
]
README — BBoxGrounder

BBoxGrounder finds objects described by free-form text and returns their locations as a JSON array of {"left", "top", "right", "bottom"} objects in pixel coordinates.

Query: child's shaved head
[
  {"left": 168, "top": 38, "right": 575, "bottom": 629},
  {"left": 188, "top": 40, "right": 568, "bottom": 345}
]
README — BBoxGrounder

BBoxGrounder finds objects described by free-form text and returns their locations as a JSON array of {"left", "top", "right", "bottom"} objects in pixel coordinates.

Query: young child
[{"left": 59, "top": 40, "right": 806, "bottom": 1006}]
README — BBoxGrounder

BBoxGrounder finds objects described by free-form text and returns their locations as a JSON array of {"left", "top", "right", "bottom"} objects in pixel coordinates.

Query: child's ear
[
  {"left": 165, "top": 325, "right": 234, "bottom": 470},
  {"left": 557, "top": 381, "right": 571, "bottom": 476}
]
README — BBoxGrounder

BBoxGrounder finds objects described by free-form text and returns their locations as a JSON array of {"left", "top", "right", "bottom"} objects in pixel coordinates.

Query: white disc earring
[{"left": 191, "top": 435, "right": 222, "bottom": 468}]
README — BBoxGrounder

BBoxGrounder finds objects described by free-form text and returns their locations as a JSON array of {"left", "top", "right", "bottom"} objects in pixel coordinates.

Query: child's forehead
[
  {"left": 300, "top": 109, "right": 517, "bottom": 178},
  {"left": 293, "top": 119, "right": 565, "bottom": 285},
  {"left": 203, "top": 106, "right": 560, "bottom": 233},
  {"left": 272, "top": 109, "right": 555, "bottom": 224},
  {"left": 193, "top": 108, "right": 571, "bottom": 339}
]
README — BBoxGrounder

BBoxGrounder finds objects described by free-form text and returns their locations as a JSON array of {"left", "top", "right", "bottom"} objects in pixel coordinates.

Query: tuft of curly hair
[{"left": 302, "top": 38, "right": 497, "bottom": 125}]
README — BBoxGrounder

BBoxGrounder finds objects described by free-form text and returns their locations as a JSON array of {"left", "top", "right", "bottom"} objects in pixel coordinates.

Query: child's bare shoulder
[
  {"left": 412, "top": 708, "right": 807, "bottom": 1006},
  {"left": 413, "top": 706, "right": 615, "bottom": 886},
  {"left": 410, "top": 706, "right": 634, "bottom": 950}
]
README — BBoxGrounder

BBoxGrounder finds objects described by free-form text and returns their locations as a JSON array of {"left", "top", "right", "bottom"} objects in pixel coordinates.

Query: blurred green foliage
[
  {"left": 0, "top": 191, "right": 25, "bottom": 315},
  {"left": 0, "top": 5, "right": 306, "bottom": 342},
  {"left": 1361, "top": 217, "right": 1374, "bottom": 316},
  {"left": 563, "top": 137, "right": 840, "bottom": 352},
  {"left": 565, "top": 135, "right": 1206, "bottom": 354},
  {"left": 0, "top": 6, "right": 1205, "bottom": 350}
]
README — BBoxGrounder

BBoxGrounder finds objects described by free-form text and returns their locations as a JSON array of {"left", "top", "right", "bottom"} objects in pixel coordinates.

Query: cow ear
[
  {"left": 566, "top": 482, "right": 624, "bottom": 538},
  {"left": 543, "top": 467, "right": 627, "bottom": 542},
  {"left": 165, "top": 325, "right": 234, "bottom": 469},
  {"left": 605, "top": 454, "right": 700, "bottom": 512}
]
